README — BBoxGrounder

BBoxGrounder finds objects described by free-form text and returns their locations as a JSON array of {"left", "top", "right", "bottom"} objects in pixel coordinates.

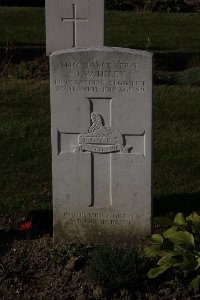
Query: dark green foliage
[
  {"left": 175, "top": 67, "right": 200, "bottom": 86},
  {"left": 86, "top": 245, "right": 146, "bottom": 291},
  {"left": 145, "top": 213, "right": 200, "bottom": 291},
  {"left": 105, "top": 0, "right": 140, "bottom": 11},
  {"left": 105, "top": 0, "right": 195, "bottom": 11},
  {"left": 0, "top": 0, "right": 44, "bottom": 7},
  {"left": 105, "top": 0, "right": 122, "bottom": 10},
  {"left": 144, "top": 0, "right": 161, "bottom": 11},
  {"left": 145, "top": 0, "right": 193, "bottom": 12}
]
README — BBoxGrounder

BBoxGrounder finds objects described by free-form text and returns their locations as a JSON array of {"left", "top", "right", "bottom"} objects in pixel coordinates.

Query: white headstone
[
  {"left": 50, "top": 47, "right": 152, "bottom": 244},
  {"left": 45, "top": 0, "right": 104, "bottom": 55}
]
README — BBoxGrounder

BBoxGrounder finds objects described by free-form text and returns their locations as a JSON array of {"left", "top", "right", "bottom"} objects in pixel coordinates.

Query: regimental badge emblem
[{"left": 78, "top": 112, "right": 133, "bottom": 154}]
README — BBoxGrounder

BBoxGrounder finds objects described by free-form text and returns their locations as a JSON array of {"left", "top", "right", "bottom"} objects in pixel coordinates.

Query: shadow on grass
[
  {"left": 1, "top": 196, "right": 200, "bottom": 251},
  {"left": 0, "top": 46, "right": 45, "bottom": 63},
  {"left": 154, "top": 192, "right": 200, "bottom": 216},
  {"left": 26, "top": 208, "right": 53, "bottom": 236},
  {"left": 0, "top": 209, "right": 53, "bottom": 255}
]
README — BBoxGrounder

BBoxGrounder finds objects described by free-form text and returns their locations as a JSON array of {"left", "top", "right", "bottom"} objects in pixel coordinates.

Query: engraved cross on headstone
[
  {"left": 61, "top": 3, "right": 88, "bottom": 47},
  {"left": 45, "top": 0, "right": 104, "bottom": 54},
  {"left": 58, "top": 97, "right": 145, "bottom": 209}
]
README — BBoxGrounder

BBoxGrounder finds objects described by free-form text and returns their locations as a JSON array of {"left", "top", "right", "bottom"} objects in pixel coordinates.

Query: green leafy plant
[{"left": 145, "top": 212, "right": 200, "bottom": 291}]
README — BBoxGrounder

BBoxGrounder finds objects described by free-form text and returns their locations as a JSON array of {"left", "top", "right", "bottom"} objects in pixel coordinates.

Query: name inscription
[{"left": 54, "top": 59, "right": 146, "bottom": 94}]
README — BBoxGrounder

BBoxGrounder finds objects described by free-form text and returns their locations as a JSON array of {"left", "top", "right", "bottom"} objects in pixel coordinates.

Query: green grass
[
  {"left": 154, "top": 86, "right": 200, "bottom": 197},
  {"left": 0, "top": 7, "right": 200, "bottom": 52},
  {"left": 0, "top": 79, "right": 199, "bottom": 215},
  {"left": 0, "top": 79, "right": 51, "bottom": 215},
  {"left": 0, "top": 7, "right": 45, "bottom": 46},
  {"left": 105, "top": 11, "right": 200, "bottom": 51}
]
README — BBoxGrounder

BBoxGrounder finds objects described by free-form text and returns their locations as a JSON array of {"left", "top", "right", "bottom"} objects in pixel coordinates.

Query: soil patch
[{"left": 0, "top": 230, "right": 194, "bottom": 299}]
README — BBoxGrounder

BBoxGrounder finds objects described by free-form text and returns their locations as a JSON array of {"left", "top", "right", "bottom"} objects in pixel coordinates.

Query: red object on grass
[{"left": 20, "top": 221, "right": 32, "bottom": 230}]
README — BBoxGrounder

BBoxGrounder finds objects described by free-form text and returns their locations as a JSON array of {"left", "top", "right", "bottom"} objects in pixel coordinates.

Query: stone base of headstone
[{"left": 54, "top": 210, "right": 151, "bottom": 244}]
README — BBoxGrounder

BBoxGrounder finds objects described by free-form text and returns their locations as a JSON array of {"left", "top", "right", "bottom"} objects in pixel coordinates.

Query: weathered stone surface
[
  {"left": 45, "top": 0, "right": 104, "bottom": 55},
  {"left": 50, "top": 47, "right": 152, "bottom": 244}
]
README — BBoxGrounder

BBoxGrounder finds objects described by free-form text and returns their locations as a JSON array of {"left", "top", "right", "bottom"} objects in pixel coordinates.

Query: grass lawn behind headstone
[
  {"left": 105, "top": 11, "right": 200, "bottom": 52},
  {"left": 0, "top": 7, "right": 200, "bottom": 52},
  {"left": 0, "top": 7, "right": 45, "bottom": 47}
]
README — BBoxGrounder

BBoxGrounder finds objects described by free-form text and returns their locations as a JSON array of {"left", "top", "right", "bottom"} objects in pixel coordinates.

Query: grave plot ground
[{"left": 0, "top": 232, "right": 191, "bottom": 299}]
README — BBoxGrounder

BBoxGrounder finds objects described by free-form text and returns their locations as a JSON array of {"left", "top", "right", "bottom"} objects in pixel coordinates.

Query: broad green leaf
[
  {"left": 158, "top": 254, "right": 183, "bottom": 267},
  {"left": 189, "top": 275, "right": 200, "bottom": 291},
  {"left": 148, "top": 266, "right": 169, "bottom": 278},
  {"left": 174, "top": 244, "right": 187, "bottom": 251},
  {"left": 163, "top": 226, "right": 178, "bottom": 238},
  {"left": 151, "top": 234, "right": 163, "bottom": 244},
  {"left": 181, "top": 253, "right": 197, "bottom": 271},
  {"left": 162, "top": 238, "right": 174, "bottom": 251},
  {"left": 174, "top": 213, "right": 186, "bottom": 226},
  {"left": 191, "top": 223, "right": 200, "bottom": 238},
  {"left": 154, "top": 216, "right": 173, "bottom": 227},
  {"left": 144, "top": 245, "right": 161, "bottom": 257},
  {"left": 195, "top": 257, "right": 200, "bottom": 270},
  {"left": 186, "top": 212, "right": 200, "bottom": 223},
  {"left": 165, "top": 231, "right": 194, "bottom": 246}
]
